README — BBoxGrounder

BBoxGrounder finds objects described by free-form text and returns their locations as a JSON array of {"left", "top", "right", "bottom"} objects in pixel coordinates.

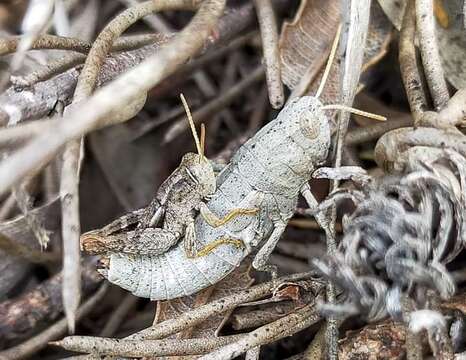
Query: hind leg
[
  {"left": 81, "top": 227, "right": 180, "bottom": 255},
  {"left": 252, "top": 218, "right": 287, "bottom": 279}
]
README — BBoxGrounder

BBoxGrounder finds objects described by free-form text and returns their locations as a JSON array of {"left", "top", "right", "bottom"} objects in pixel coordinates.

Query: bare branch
[
  {"left": 199, "top": 303, "right": 321, "bottom": 360},
  {"left": 415, "top": 0, "right": 449, "bottom": 109},
  {"left": 164, "top": 66, "right": 265, "bottom": 143},
  {"left": 51, "top": 334, "right": 243, "bottom": 357},
  {"left": 253, "top": 0, "right": 283, "bottom": 108},
  {"left": 399, "top": 0, "right": 428, "bottom": 124}
]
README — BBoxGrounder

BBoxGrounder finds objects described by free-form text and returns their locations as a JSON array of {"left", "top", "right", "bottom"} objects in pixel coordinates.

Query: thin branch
[
  {"left": 0, "top": 33, "right": 163, "bottom": 57},
  {"left": 415, "top": 0, "right": 449, "bottom": 110},
  {"left": 399, "top": 0, "right": 427, "bottom": 124},
  {"left": 164, "top": 66, "right": 265, "bottom": 143},
  {"left": 345, "top": 115, "right": 412, "bottom": 145},
  {"left": 117, "top": 0, "right": 173, "bottom": 33},
  {"left": 199, "top": 304, "right": 321, "bottom": 360},
  {"left": 0, "top": 34, "right": 91, "bottom": 56},
  {"left": 253, "top": 0, "right": 283, "bottom": 108},
  {"left": 51, "top": 334, "right": 243, "bottom": 357}
]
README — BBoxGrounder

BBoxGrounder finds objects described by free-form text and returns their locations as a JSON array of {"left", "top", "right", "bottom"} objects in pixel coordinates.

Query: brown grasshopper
[{"left": 80, "top": 95, "right": 258, "bottom": 258}]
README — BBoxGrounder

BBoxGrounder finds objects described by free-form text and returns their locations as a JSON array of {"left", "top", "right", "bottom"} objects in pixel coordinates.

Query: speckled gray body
[{"left": 107, "top": 96, "right": 331, "bottom": 300}]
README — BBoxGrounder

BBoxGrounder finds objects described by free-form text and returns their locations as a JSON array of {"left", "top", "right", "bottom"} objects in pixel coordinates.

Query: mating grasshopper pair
[{"left": 81, "top": 95, "right": 260, "bottom": 261}]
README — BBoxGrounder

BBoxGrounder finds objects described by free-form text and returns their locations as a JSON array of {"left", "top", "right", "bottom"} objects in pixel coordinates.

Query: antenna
[
  {"left": 200, "top": 123, "right": 206, "bottom": 158},
  {"left": 315, "top": 24, "right": 342, "bottom": 99},
  {"left": 180, "top": 94, "right": 203, "bottom": 157},
  {"left": 322, "top": 104, "right": 387, "bottom": 121}
]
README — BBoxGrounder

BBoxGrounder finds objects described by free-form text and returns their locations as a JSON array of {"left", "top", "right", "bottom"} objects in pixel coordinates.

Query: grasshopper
[
  {"left": 85, "top": 30, "right": 385, "bottom": 300},
  {"left": 80, "top": 95, "right": 259, "bottom": 260}
]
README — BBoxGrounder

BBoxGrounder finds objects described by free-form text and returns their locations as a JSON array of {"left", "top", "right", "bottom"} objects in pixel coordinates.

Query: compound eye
[{"left": 299, "top": 110, "right": 320, "bottom": 140}]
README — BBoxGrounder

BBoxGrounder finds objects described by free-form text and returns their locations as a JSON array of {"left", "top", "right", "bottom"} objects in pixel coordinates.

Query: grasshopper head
[
  {"left": 181, "top": 152, "right": 216, "bottom": 198},
  {"left": 285, "top": 96, "right": 331, "bottom": 167}
]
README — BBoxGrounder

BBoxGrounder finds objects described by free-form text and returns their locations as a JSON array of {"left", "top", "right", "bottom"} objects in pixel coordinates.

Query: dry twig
[
  {"left": 253, "top": 0, "right": 283, "bottom": 108},
  {"left": 415, "top": 0, "right": 449, "bottom": 109}
]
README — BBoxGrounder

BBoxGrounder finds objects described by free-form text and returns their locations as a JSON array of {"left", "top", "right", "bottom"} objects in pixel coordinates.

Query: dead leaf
[
  {"left": 153, "top": 258, "right": 253, "bottom": 359},
  {"left": 279, "top": 0, "right": 392, "bottom": 111},
  {"left": 279, "top": 0, "right": 341, "bottom": 91}
]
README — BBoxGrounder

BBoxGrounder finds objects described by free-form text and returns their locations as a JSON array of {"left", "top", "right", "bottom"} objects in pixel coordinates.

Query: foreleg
[
  {"left": 312, "top": 166, "right": 371, "bottom": 186},
  {"left": 300, "top": 183, "right": 333, "bottom": 236},
  {"left": 135, "top": 197, "right": 164, "bottom": 235},
  {"left": 252, "top": 219, "right": 287, "bottom": 278}
]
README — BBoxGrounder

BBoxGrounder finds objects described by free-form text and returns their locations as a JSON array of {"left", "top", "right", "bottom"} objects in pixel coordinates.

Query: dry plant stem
[
  {"left": 100, "top": 294, "right": 139, "bottom": 337},
  {"left": 164, "top": 66, "right": 265, "bottom": 143},
  {"left": 399, "top": 0, "right": 427, "bottom": 124},
  {"left": 117, "top": 0, "right": 173, "bottom": 33},
  {"left": 74, "top": 1, "right": 171, "bottom": 99},
  {"left": 0, "top": 0, "right": 225, "bottom": 197},
  {"left": 327, "top": 3, "right": 371, "bottom": 356},
  {"left": 199, "top": 304, "right": 321, "bottom": 360},
  {"left": 129, "top": 272, "right": 314, "bottom": 341},
  {"left": 61, "top": 0, "right": 171, "bottom": 334},
  {"left": 13, "top": 54, "right": 86, "bottom": 88},
  {"left": 131, "top": 32, "right": 257, "bottom": 138},
  {"left": 0, "top": 33, "right": 163, "bottom": 57},
  {"left": 0, "top": 284, "right": 108, "bottom": 360},
  {"left": 415, "top": 0, "right": 449, "bottom": 109},
  {"left": 0, "top": 34, "right": 91, "bottom": 56},
  {"left": 60, "top": 135, "right": 81, "bottom": 334},
  {"left": 345, "top": 116, "right": 412, "bottom": 145},
  {"left": 253, "top": 0, "right": 283, "bottom": 108},
  {"left": 0, "top": 118, "right": 55, "bottom": 147},
  {"left": 231, "top": 301, "right": 296, "bottom": 330},
  {"left": 53, "top": 335, "right": 244, "bottom": 357}
]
